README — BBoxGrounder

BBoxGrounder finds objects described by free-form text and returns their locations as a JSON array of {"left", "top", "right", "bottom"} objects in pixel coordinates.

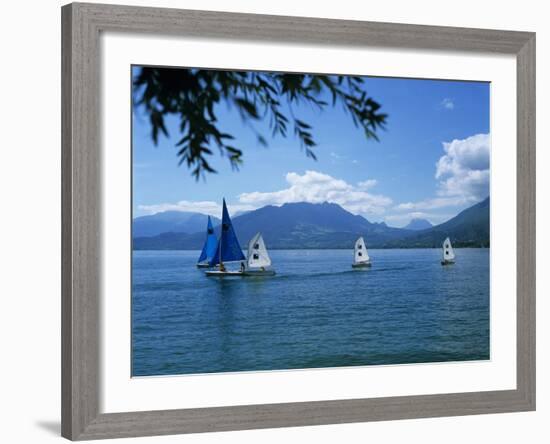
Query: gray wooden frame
[{"left": 61, "top": 2, "right": 536, "bottom": 440}]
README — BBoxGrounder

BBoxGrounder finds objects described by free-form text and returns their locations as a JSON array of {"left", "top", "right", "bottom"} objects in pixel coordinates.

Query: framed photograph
[{"left": 61, "top": 2, "right": 535, "bottom": 440}]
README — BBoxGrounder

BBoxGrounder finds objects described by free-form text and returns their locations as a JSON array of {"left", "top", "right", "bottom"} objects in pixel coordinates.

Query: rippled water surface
[{"left": 132, "top": 249, "right": 489, "bottom": 376}]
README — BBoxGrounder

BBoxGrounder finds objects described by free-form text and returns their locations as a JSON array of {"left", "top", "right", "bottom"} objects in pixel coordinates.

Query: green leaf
[
  {"left": 234, "top": 97, "right": 259, "bottom": 118},
  {"left": 295, "top": 119, "right": 312, "bottom": 129},
  {"left": 134, "top": 67, "right": 388, "bottom": 179}
]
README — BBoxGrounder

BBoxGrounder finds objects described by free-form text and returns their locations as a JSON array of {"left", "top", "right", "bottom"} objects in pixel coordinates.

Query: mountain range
[
  {"left": 384, "top": 197, "right": 490, "bottom": 248},
  {"left": 404, "top": 218, "right": 433, "bottom": 230},
  {"left": 133, "top": 211, "right": 220, "bottom": 237},
  {"left": 133, "top": 197, "right": 489, "bottom": 250}
]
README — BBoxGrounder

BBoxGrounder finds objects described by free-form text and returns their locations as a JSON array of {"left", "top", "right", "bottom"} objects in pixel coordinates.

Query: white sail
[
  {"left": 442, "top": 237, "right": 455, "bottom": 261},
  {"left": 354, "top": 237, "right": 370, "bottom": 263},
  {"left": 247, "top": 233, "right": 271, "bottom": 269}
]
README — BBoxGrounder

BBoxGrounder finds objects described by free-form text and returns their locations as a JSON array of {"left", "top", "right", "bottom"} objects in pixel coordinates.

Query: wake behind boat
[
  {"left": 352, "top": 236, "right": 371, "bottom": 268},
  {"left": 196, "top": 216, "right": 217, "bottom": 268},
  {"left": 441, "top": 237, "right": 456, "bottom": 265}
]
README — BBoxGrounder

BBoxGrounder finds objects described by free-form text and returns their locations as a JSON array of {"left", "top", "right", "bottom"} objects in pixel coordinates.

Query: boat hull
[
  {"left": 243, "top": 269, "right": 276, "bottom": 276},
  {"left": 205, "top": 269, "right": 276, "bottom": 277},
  {"left": 352, "top": 261, "right": 372, "bottom": 268},
  {"left": 205, "top": 270, "right": 244, "bottom": 276},
  {"left": 441, "top": 260, "right": 455, "bottom": 266}
]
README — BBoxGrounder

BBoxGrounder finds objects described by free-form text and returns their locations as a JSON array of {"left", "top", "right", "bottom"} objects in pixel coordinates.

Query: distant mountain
[
  {"left": 232, "top": 210, "right": 251, "bottom": 217},
  {"left": 404, "top": 218, "right": 433, "bottom": 231},
  {"left": 132, "top": 198, "right": 490, "bottom": 250},
  {"left": 132, "top": 211, "right": 220, "bottom": 237},
  {"left": 386, "top": 197, "right": 490, "bottom": 248},
  {"left": 133, "top": 202, "right": 411, "bottom": 250},
  {"left": 131, "top": 231, "right": 200, "bottom": 250},
  {"left": 228, "top": 202, "right": 410, "bottom": 249}
]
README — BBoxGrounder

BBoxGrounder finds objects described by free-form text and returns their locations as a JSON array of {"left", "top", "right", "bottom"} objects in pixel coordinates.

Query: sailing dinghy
[
  {"left": 441, "top": 237, "right": 455, "bottom": 265},
  {"left": 243, "top": 232, "right": 276, "bottom": 276},
  {"left": 205, "top": 199, "right": 246, "bottom": 276},
  {"left": 352, "top": 236, "right": 371, "bottom": 268},
  {"left": 196, "top": 216, "right": 217, "bottom": 268}
]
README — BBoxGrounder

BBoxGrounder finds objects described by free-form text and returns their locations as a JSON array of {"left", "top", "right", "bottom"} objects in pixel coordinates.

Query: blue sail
[
  {"left": 209, "top": 199, "right": 246, "bottom": 266},
  {"left": 197, "top": 216, "right": 217, "bottom": 263}
]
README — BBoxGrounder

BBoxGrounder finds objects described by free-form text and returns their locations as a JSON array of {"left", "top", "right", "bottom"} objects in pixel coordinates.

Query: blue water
[{"left": 132, "top": 249, "right": 489, "bottom": 376}]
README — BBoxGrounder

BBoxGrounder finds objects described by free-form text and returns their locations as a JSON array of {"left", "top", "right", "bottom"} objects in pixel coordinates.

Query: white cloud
[
  {"left": 435, "top": 133, "right": 490, "bottom": 199},
  {"left": 395, "top": 196, "right": 472, "bottom": 211},
  {"left": 138, "top": 171, "right": 391, "bottom": 218},
  {"left": 441, "top": 98, "right": 455, "bottom": 110},
  {"left": 385, "top": 212, "right": 427, "bottom": 222},
  {"left": 140, "top": 134, "right": 490, "bottom": 220},
  {"left": 357, "top": 179, "right": 377, "bottom": 190},
  {"left": 384, "top": 211, "right": 450, "bottom": 228},
  {"left": 238, "top": 170, "right": 392, "bottom": 216},
  {"left": 395, "top": 133, "right": 490, "bottom": 212}
]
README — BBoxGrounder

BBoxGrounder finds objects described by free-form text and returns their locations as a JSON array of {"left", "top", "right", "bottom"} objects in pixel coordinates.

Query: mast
[
  {"left": 219, "top": 216, "right": 223, "bottom": 270},
  {"left": 209, "top": 198, "right": 245, "bottom": 267},
  {"left": 219, "top": 200, "right": 225, "bottom": 270}
]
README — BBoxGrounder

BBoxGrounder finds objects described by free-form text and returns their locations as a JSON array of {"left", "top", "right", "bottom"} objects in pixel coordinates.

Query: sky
[{"left": 132, "top": 67, "right": 490, "bottom": 227}]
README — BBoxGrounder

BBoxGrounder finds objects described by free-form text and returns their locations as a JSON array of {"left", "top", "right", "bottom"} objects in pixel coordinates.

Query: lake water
[{"left": 132, "top": 249, "right": 490, "bottom": 376}]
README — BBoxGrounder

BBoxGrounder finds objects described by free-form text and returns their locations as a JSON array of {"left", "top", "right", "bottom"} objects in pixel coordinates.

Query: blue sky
[{"left": 132, "top": 68, "right": 490, "bottom": 227}]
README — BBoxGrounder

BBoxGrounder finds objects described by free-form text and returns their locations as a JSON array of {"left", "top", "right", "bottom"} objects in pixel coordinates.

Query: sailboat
[
  {"left": 205, "top": 199, "right": 247, "bottom": 276},
  {"left": 196, "top": 216, "right": 217, "bottom": 268},
  {"left": 243, "top": 232, "right": 276, "bottom": 276},
  {"left": 352, "top": 236, "right": 371, "bottom": 268},
  {"left": 441, "top": 237, "right": 456, "bottom": 265}
]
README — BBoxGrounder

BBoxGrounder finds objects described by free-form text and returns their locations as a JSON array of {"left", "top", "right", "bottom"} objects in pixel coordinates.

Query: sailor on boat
[
  {"left": 352, "top": 236, "right": 371, "bottom": 268},
  {"left": 441, "top": 237, "right": 456, "bottom": 265}
]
